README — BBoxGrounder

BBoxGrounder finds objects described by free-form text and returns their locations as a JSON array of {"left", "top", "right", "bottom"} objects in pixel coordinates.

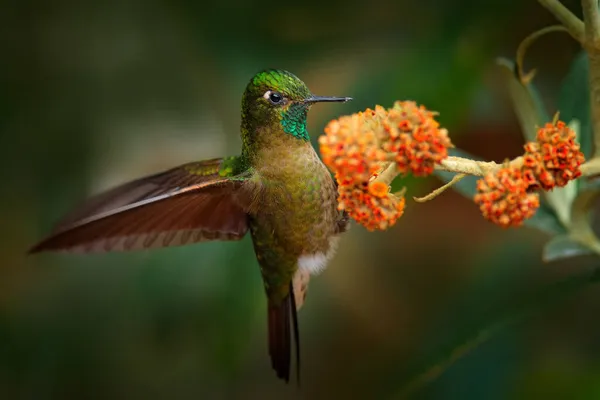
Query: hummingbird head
[{"left": 241, "top": 69, "right": 351, "bottom": 143}]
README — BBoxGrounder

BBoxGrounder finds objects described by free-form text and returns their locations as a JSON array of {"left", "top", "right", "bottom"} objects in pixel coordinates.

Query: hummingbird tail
[{"left": 267, "top": 282, "right": 300, "bottom": 384}]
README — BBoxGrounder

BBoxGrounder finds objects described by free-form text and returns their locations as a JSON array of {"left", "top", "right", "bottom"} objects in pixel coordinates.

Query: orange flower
[
  {"left": 338, "top": 184, "right": 405, "bottom": 231},
  {"left": 522, "top": 121, "right": 585, "bottom": 190},
  {"left": 320, "top": 101, "right": 452, "bottom": 230},
  {"left": 319, "top": 109, "right": 387, "bottom": 186},
  {"left": 368, "top": 181, "right": 389, "bottom": 198},
  {"left": 474, "top": 166, "right": 540, "bottom": 228},
  {"left": 380, "top": 101, "right": 453, "bottom": 177}
]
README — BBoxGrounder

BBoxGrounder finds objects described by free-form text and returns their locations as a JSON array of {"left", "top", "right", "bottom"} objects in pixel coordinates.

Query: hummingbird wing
[{"left": 29, "top": 157, "right": 252, "bottom": 253}]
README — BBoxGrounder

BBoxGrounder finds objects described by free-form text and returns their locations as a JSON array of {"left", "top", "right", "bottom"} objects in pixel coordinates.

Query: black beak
[{"left": 304, "top": 95, "right": 352, "bottom": 104}]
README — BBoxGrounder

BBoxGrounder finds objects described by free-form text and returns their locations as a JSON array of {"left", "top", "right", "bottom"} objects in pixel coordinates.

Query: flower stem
[
  {"left": 435, "top": 156, "right": 523, "bottom": 176},
  {"left": 537, "top": 0, "right": 585, "bottom": 43},
  {"left": 580, "top": 156, "right": 600, "bottom": 175},
  {"left": 374, "top": 162, "right": 399, "bottom": 185},
  {"left": 433, "top": 155, "right": 600, "bottom": 181},
  {"left": 516, "top": 25, "right": 570, "bottom": 84},
  {"left": 582, "top": 0, "right": 600, "bottom": 44},
  {"left": 414, "top": 174, "right": 466, "bottom": 203},
  {"left": 580, "top": 0, "right": 600, "bottom": 158}
]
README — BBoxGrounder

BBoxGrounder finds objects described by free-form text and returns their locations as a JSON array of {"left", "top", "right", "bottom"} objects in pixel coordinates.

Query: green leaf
[
  {"left": 567, "top": 189, "right": 600, "bottom": 255},
  {"left": 543, "top": 182, "right": 575, "bottom": 229},
  {"left": 542, "top": 235, "right": 594, "bottom": 262},
  {"left": 496, "top": 58, "right": 548, "bottom": 142},
  {"left": 525, "top": 202, "right": 566, "bottom": 235},
  {"left": 557, "top": 51, "right": 592, "bottom": 159}
]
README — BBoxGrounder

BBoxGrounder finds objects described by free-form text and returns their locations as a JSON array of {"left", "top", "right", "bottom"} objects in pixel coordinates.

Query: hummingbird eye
[{"left": 264, "top": 90, "right": 284, "bottom": 105}]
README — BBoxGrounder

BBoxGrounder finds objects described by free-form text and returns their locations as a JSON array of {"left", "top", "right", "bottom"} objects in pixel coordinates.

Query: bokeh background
[{"left": 2, "top": 0, "right": 600, "bottom": 398}]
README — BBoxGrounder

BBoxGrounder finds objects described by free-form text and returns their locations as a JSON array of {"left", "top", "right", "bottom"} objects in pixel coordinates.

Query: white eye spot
[{"left": 263, "top": 91, "right": 284, "bottom": 105}]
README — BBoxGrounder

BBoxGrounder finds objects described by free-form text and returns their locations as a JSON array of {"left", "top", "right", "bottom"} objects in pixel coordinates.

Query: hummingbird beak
[{"left": 303, "top": 95, "right": 353, "bottom": 104}]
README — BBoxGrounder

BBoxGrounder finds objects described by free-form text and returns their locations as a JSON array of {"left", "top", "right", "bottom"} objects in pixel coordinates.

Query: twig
[
  {"left": 436, "top": 156, "right": 523, "bottom": 176},
  {"left": 373, "top": 162, "right": 398, "bottom": 185},
  {"left": 580, "top": 0, "right": 600, "bottom": 158},
  {"left": 396, "top": 323, "right": 505, "bottom": 398},
  {"left": 367, "top": 155, "right": 600, "bottom": 189},
  {"left": 414, "top": 174, "right": 466, "bottom": 203},
  {"left": 516, "top": 25, "right": 570, "bottom": 84},
  {"left": 537, "top": 0, "right": 585, "bottom": 43},
  {"left": 582, "top": 0, "right": 600, "bottom": 45},
  {"left": 580, "top": 156, "right": 600, "bottom": 175}
]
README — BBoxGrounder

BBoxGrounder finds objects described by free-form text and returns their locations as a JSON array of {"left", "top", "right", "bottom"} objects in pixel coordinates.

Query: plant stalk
[
  {"left": 538, "top": 0, "right": 585, "bottom": 43},
  {"left": 581, "top": 0, "right": 600, "bottom": 158}
]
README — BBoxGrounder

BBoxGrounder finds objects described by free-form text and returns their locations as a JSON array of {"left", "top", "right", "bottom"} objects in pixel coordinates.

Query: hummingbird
[{"left": 29, "top": 69, "right": 352, "bottom": 383}]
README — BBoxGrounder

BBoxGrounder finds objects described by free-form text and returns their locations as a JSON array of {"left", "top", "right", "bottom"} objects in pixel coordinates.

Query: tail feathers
[
  {"left": 267, "top": 283, "right": 300, "bottom": 384},
  {"left": 290, "top": 282, "right": 300, "bottom": 385}
]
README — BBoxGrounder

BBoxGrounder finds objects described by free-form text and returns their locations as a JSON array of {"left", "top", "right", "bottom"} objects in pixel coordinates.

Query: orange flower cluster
[
  {"left": 337, "top": 181, "right": 406, "bottom": 231},
  {"left": 475, "top": 120, "right": 584, "bottom": 228},
  {"left": 381, "top": 101, "right": 453, "bottom": 176},
  {"left": 320, "top": 101, "right": 451, "bottom": 231},
  {"left": 320, "top": 109, "right": 387, "bottom": 187},
  {"left": 474, "top": 166, "right": 540, "bottom": 228},
  {"left": 522, "top": 121, "right": 585, "bottom": 190}
]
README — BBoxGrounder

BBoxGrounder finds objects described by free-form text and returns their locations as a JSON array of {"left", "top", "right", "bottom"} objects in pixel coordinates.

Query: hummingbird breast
[{"left": 245, "top": 135, "right": 342, "bottom": 301}]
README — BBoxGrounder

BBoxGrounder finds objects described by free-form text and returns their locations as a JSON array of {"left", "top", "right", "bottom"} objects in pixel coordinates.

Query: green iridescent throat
[{"left": 280, "top": 103, "right": 309, "bottom": 141}]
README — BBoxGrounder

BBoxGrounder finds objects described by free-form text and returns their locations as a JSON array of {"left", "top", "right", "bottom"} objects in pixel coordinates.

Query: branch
[
  {"left": 430, "top": 156, "right": 600, "bottom": 178},
  {"left": 516, "top": 25, "right": 570, "bottom": 84},
  {"left": 537, "top": 0, "right": 585, "bottom": 43},
  {"left": 583, "top": 0, "right": 600, "bottom": 45},
  {"left": 368, "top": 153, "right": 600, "bottom": 193},
  {"left": 435, "top": 156, "right": 523, "bottom": 176},
  {"left": 580, "top": 156, "right": 600, "bottom": 176},
  {"left": 578, "top": 0, "right": 600, "bottom": 159}
]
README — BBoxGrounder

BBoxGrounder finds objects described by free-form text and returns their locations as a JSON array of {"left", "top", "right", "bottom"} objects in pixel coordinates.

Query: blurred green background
[{"left": 2, "top": 0, "right": 600, "bottom": 398}]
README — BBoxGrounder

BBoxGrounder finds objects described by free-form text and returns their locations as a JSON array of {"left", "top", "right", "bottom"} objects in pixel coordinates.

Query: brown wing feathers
[
  {"left": 30, "top": 158, "right": 306, "bottom": 385},
  {"left": 29, "top": 159, "right": 250, "bottom": 253}
]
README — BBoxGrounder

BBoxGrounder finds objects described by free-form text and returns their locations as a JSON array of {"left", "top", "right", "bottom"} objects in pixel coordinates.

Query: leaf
[
  {"left": 434, "top": 148, "right": 565, "bottom": 235},
  {"left": 394, "top": 265, "right": 600, "bottom": 398},
  {"left": 496, "top": 58, "right": 549, "bottom": 142},
  {"left": 557, "top": 51, "right": 592, "bottom": 159},
  {"left": 542, "top": 235, "right": 594, "bottom": 262},
  {"left": 567, "top": 189, "right": 600, "bottom": 255},
  {"left": 525, "top": 202, "right": 567, "bottom": 235}
]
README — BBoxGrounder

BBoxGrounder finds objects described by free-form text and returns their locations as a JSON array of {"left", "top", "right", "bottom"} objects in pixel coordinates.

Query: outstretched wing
[{"left": 29, "top": 157, "right": 252, "bottom": 254}]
